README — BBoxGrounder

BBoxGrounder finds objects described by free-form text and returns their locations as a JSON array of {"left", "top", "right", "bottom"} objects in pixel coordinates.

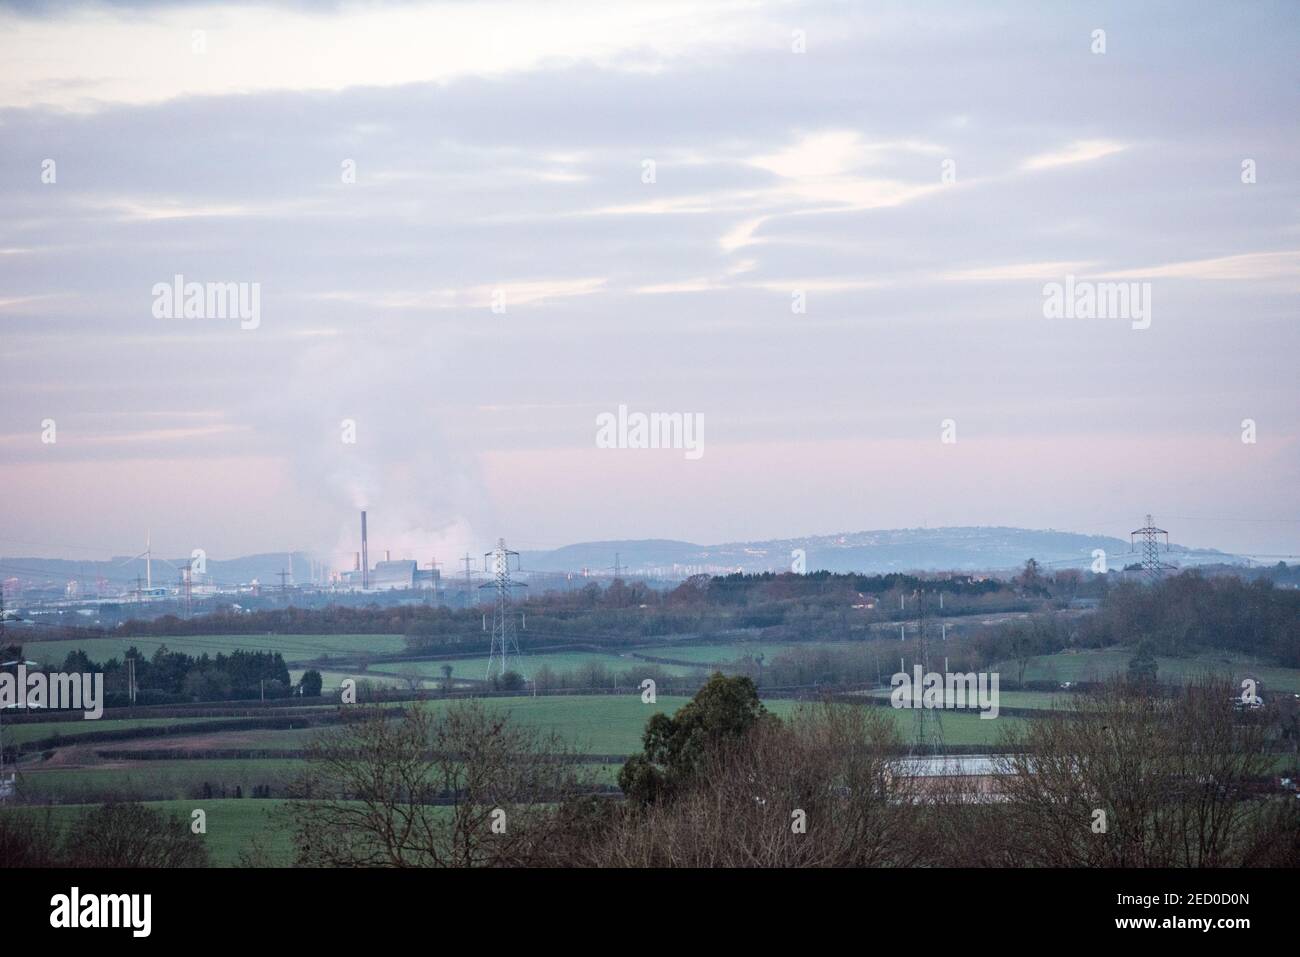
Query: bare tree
[
  {"left": 993, "top": 675, "right": 1292, "bottom": 867},
  {"left": 0, "top": 807, "right": 63, "bottom": 867},
  {"left": 590, "top": 701, "right": 921, "bottom": 867},
  {"left": 286, "top": 700, "right": 594, "bottom": 867},
  {"left": 61, "top": 802, "right": 209, "bottom": 868}
]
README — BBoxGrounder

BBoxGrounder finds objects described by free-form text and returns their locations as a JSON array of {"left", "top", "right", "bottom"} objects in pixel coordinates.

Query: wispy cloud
[
  {"left": 1021, "top": 139, "right": 1127, "bottom": 172},
  {"left": 942, "top": 261, "right": 1099, "bottom": 281},
  {"left": 0, "top": 0, "right": 782, "bottom": 110},
  {"left": 1098, "top": 250, "right": 1300, "bottom": 280},
  {"left": 309, "top": 279, "right": 607, "bottom": 311}
]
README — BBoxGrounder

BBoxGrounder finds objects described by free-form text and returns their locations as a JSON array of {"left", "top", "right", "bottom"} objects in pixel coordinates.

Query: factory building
[{"left": 343, "top": 559, "right": 441, "bottom": 592}]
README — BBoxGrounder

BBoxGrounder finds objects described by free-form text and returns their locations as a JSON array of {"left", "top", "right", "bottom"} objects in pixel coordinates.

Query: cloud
[
  {"left": 1020, "top": 139, "right": 1127, "bottom": 172},
  {"left": 308, "top": 278, "right": 606, "bottom": 311},
  {"left": 750, "top": 131, "right": 945, "bottom": 179},
  {"left": 0, "top": 0, "right": 781, "bottom": 110},
  {"left": 2, "top": 2, "right": 1298, "bottom": 558},
  {"left": 1098, "top": 250, "right": 1300, "bottom": 281},
  {"left": 941, "top": 261, "right": 1099, "bottom": 281}
]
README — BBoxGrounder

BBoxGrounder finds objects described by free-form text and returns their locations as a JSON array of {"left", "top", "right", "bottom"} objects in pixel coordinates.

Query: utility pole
[
  {"left": 610, "top": 552, "right": 622, "bottom": 580},
  {"left": 278, "top": 568, "right": 290, "bottom": 600},
  {"left": 1130, "top": 514, "right": 1172, "bottom": 581}
]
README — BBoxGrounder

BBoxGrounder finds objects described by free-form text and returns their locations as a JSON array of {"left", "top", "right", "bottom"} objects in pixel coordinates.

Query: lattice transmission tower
[
  {"left": 1130, "top": 514, "right": 1173, "bottom": 580},
  {"left": 482, "top": 538, "right": 527, "bottom": 679},
  {"left": 911, "top": 588, "right": 945, "bottom": 757}
]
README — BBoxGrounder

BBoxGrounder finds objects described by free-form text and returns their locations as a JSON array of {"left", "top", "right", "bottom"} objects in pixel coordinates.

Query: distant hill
[
  {"left": 516, "top": 527, "right": 1238, "bottom": 576},
  {"left": 1, "top": 528, "right": 1241, "bottom": 591},
  {"left": 0, "top": 552, "right": 315, "bottom": 592}
]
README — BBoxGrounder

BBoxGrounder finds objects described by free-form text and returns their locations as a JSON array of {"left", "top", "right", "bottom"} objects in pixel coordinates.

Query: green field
[
  {"left": 9, "top": 692, "right": 1020, "bottom": 762},
  {"left": 637, "top": 641, "right": 851, "bottom": 665},
  {"left": 77, "top": 726, "right": 325, "bottom": 752},
  {"left": 1000, "top": 649, "right": 1300, "bottom": 692},
  {"left": 5, "top": 715, "right": 235, "bottom": 747},
  {"left": 859, "top": 688, "right": 1069, "bottom": 711},
  {"left": 287, "top": 668, "right": 410, "bottom": 691},
  {"left": 20, "top": 633, "right": 408, "bottom": 667},
  {"left": 3, "top": 692, "right": 1022, "bottom": 867},
  {"left": 879, "top": 708, "right": 1024, "bottom": 745},
  {"left": 1, "top": 799, "right": 296, "bottom": 867},
  {"left": 14, "top": 758, "right": 306, "bottom": 803},
  {"left": 416, "top": 694, "right": 704, "bottom": 753},
  {"left": 368, "top": 651, "right": 707, "bottom": 684}
]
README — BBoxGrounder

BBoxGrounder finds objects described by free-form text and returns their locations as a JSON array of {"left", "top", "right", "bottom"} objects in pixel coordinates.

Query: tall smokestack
[
  {"left": 385, "top": 549, "right": 391, "bottom": 563},
  {"left": 354, "top": 552, "right": 360, "bottom": 571},
  {"left": 361, "top": 510, "right": 369, "bottom": 589}
]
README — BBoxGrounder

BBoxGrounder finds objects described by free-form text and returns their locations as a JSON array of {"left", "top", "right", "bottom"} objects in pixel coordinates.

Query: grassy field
[
  {"left": 74, "top": 726, "right": 324, "bottom": 752},
  {"left": 418, "top": 694, "right": 703, "bottom": 753},
  {"left": 15, "top": 758, "right": 306, "bottom": 803},
  {"left": 1, "top": 799, "right": 296, "bottom": 866},
  {"left": 637, "top": 641, "right": 851, "bottom": 664},
  {"left": 1000, "top": 648, "right": 1300, "bottom": 692},
  {"left": 367, "top": 651, "right": 707, "bottom": 684},
  {"left": 20, "top": 633, "right": 408, "bottom": 667},
  {"left": 879, "top": 708, "right": 1024, "bottom": 746},
  {"left": 287, "top": 668, "right": 410, "bottom": 691},
  {"left": 5, "top": 715, "right": 236, "bottom": 747},
  {"left": 8, "top": 692, "right": 1023, "bottom": 761},
  {"left": 414, "top": 694, "right": 1016, "bottom": 750},
  {"left": 3, "top": 692, "right": 1024, "bottom": 868},
  {"left": 858, "top": 688, "right": 1069, "bottom": 711}
]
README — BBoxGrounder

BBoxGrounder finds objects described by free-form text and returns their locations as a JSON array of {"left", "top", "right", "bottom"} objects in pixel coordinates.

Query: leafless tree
[
  {"left": 992, "top": 675, "right": 1293, "bottom": 867},
  {"left": 588, "top": 701, "right": 922, "bottom": 866},
  {"left": 286, "top": 700, "right": 594, "bottom": 867},
  {"left": 62, "top": 802, "right": 210, "bottom": 867}
]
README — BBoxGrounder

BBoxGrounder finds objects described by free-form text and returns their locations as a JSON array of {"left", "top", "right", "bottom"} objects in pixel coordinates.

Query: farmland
[
  {"left": 998, "top": 648, "right": 1300, "bottom": 692},
  {"left": 21, "top": 633, "right": 409, "bottom": 667},
  {"left": 1, "top": 799, "right": 296, "bottom": 866},
  {"left": 4, "top": 597, "right": 1295, "bottom": 867}
]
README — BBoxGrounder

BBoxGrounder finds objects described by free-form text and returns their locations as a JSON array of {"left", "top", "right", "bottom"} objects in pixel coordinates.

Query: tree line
[{"left": 8, "top": 645, "right": 300, "bottom": 705}]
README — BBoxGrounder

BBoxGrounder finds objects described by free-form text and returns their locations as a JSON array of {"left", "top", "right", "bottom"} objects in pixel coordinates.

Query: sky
[{"left": 1, "top": 0, "right": 1297, "bottom": 567}]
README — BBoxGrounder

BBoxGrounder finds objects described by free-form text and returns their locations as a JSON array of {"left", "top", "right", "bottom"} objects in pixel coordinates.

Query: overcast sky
[{"left": 1, "top": 0, "right": 1297, "bottom": 566}]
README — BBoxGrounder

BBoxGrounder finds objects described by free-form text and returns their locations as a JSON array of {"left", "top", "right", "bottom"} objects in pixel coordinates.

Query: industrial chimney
[{"left": 360, "top": 510, "right": 369, "bottom": 589}]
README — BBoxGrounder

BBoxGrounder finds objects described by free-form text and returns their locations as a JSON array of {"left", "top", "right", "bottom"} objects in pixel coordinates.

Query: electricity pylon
[
  {"left": 482, "top": 538, "right": 527, "bottom": 679},
  {"left": 911, "top": 588, "right": 945, "bottom": 758},
  {"left": 1130, "top": 514, "right": 1173, "bottom": 580}
]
